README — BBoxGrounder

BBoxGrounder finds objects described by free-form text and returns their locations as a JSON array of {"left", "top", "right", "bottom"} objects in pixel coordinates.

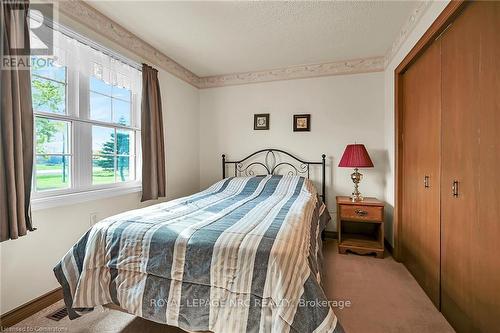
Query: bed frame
[{"left": 222, "top": 149, "right": 326, "bottom": 203}]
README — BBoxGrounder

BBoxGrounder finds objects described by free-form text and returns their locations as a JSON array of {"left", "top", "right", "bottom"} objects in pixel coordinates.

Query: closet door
[
  {"left": 401, "top": 40, "right": 441, "bottom": 307},
  {"left": 441, "top": 2, "right": 500, "bottom": 332}
]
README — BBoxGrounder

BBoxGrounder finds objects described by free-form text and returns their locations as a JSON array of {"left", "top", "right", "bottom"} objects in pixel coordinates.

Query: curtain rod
[{"left": 29, "top": 11, "right": 143, "bottom": 71}]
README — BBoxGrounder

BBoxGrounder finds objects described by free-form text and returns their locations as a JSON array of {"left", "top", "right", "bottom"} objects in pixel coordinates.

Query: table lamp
[{"left": 338, "top": 144, "right": 374, "bottom": 202}]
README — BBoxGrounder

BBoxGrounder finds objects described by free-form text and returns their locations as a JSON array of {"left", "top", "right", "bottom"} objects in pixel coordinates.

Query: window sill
[{"left": 31, "top": 184, "right": 142, "bottom": 211}]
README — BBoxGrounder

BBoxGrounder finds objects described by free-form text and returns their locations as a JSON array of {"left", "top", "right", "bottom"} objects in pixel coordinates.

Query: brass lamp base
[{"left": 350, "top": 168, "right": 364, "bottom": 202}]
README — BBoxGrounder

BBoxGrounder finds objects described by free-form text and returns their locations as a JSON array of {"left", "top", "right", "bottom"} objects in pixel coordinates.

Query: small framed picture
[
  {"left": 293, "top": 114, "right": 311, "bottom": 132},
  {"left": 254, "top": 113, "right": 270, "bottom": 130}
]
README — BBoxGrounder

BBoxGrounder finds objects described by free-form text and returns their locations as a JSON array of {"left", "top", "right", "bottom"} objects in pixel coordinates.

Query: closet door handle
[
  {"left": 424, "top": 175, "right": 430, "bottom": 188},
  {"left": 452, "top": 180, "right": 459, "bottom": 197}
]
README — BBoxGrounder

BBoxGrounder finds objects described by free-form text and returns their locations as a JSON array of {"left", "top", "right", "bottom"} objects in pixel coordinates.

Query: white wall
[
  {"left": 383, "top": 1, "right": 449, "bottom": 244},
  {"left": 0, "top": 19, "right": 200, "bottom": 315},
  {"left": 199, "top": 73, "right": 386, "bottom": 231},
  {"left": 161, "top": 71, "right": 201, "bottom": 199}
]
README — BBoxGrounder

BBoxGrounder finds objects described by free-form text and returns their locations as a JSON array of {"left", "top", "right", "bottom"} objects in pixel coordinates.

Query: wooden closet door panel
[
  {"left": 441, "top": 4, "right": 481, "bottom": 331},
  {"left": 441, "top": 2, "right": 500, "bottom": 332},
  {"left": 475, "top": 2, "right": 500, "bottom": 331},
  {"left": 401, "top": 40, "right": 441, "bottom": 307}
]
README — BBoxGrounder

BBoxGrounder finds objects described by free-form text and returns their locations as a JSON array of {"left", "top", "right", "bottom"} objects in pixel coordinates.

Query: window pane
[
  {"left": 116, "top": 129, "right": 132, "bottom": 155},
  {"left": 117, "top": 156, "right": 131, "bottom": 182},
  {"left": 31, "top": 58, "right": 66, "bottom": 83},
  {"left": 90, "top": 77, "right": 112, "bottom": 95},
  {"left": 35, "top": 118, "right": 70, "bottom": 154},
  {"left": 113, "top": 99, "right": 131, "bottom": 126},
  {"left": 31, "top": 77, "right": 66, "bottom": 114},
  {"left": 92, "top": 126, "right": 115, "bottom": 155},
  {"left": 35, "top": 155, "right": 70, "bottom": 191},
  {"left": 93, "top": 156, "right": 115, "bottom": 185},
  {"left": 90, "top": 92, "right": 112, "bottom": 122},
  {"left": 112, "top": 86, "right": 131, "bottom": 102}
]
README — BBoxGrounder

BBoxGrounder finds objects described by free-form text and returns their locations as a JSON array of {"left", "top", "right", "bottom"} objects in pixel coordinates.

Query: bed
[{"left": 54, "top": 149, "right": 343, "bottom": 333}]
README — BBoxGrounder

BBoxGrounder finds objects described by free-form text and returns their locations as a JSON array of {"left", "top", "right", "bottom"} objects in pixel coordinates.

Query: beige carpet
[{"left": 9, "top": 240, "right": 454, "bottom": 333}]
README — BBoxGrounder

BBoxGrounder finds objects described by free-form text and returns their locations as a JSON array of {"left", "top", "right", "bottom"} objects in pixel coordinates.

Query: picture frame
[
  {"left": 293, "top": 114, "right": 311, "bottom": 132},
  {"left": 254, "top": 113, "right": 270, "bottom": 130}
]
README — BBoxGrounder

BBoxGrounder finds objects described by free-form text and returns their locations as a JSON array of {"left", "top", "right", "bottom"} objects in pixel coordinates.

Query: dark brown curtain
[
  {"left": 140, "top": 64, "right": 166, "bottom": 201},
  {"left": 0, "top": 1, "right": 35, "bottom": 241}
]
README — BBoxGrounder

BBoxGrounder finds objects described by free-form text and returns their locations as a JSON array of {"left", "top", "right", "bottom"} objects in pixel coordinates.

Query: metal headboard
[{"left": 222, "top": 149, "right": 326, "bottom": 203}]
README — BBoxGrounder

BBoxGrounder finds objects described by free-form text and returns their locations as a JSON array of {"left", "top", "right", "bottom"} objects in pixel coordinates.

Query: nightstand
[{"left": 336, "top": 196, "right": 385, "bottom": 258}]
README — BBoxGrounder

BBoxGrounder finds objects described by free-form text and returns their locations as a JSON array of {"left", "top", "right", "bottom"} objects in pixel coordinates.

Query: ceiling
[{"left": 87, "top": 1, "right": 420, "bottom": 77}]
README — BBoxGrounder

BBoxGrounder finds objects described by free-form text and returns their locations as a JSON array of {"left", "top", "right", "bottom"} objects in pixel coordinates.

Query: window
[
  {"left": 34, "top": 118, "right": 71, "bottom": 191},
  {"left": 90, "top": 76, "right": 132, "bottom": 125},
  {"left": 92, "top": 126, "right": 135, "bottom": 184},
  {"left": 31, "top": 60, "right": 67, "bottom": 115},
  {"left": 30, "top": 19, "right": 142, "bottom": 202}
]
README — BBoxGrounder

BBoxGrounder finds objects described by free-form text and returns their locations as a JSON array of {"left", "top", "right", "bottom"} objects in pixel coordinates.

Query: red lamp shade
[{"left": 338, "top": 144, "right": 374, "bottom": 168}]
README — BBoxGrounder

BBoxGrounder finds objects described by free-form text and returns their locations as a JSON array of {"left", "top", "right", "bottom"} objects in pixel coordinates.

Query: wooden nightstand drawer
[{"left": 340, "top": 205, "right": 383, "bottom": 222}]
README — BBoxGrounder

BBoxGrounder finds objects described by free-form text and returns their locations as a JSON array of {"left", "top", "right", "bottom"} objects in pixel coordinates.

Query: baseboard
[
  {"left": 384, "top": 239, "right": 394, "bottom": 255},
  {"left": 0, "top": 287, "right": 63, "bottom": 328},
  {"left": 324, "top": 231, "right": 338, "bottom": 239}
]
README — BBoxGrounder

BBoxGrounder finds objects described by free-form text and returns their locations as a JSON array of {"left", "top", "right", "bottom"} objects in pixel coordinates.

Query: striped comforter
[{"left": 54, "top": 175, "right": 343, "bottom": 333}]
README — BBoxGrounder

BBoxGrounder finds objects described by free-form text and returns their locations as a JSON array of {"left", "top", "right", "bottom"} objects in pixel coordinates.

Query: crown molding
[
  {"left": 198, "top": 57, "right": 385, "bottom": 89},
  {"left": 56, "top": 0, "right": 430, "bottom": 89},
  {"left": 384, "top": 1, "right": 432, "bottom": 67},
  {"left": 57, "top": 0, "right": 201, "bottom": 88}
]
